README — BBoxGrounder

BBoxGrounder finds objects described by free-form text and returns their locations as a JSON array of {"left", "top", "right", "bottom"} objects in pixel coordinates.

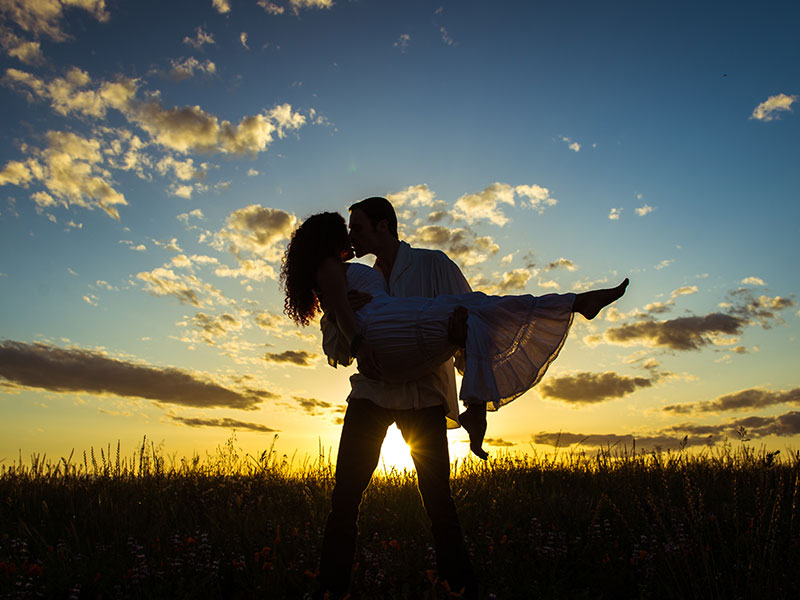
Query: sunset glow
[{"left": 1, "top": 0, "right": 798, "bottom": 466}]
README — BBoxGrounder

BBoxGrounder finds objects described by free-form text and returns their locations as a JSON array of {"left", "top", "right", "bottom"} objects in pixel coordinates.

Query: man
[{"left": 314, "top": 197, "right": 476, "bottom": 599}]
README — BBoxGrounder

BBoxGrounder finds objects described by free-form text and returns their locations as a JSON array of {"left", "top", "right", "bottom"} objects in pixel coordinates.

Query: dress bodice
[{"left": 345, "top": 263, "right": 389, "bottom": 299}]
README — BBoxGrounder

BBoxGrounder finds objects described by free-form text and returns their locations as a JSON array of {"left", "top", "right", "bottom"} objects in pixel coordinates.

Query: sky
[{"left": 0, "top": 0, "right": 799, "bottom": 470}]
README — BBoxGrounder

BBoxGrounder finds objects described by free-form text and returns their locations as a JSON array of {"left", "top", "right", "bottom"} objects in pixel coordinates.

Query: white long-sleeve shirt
[{"left": 320, "top": 241, "right": 471, "bottom": 427}]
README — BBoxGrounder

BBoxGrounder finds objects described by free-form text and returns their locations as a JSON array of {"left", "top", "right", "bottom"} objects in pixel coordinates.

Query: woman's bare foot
[
  {"left": 573, "top": 278, "right": 629, "bottom": 320},
  {"left": 460, "top": 404, "right": 488, "bottom": 460}
]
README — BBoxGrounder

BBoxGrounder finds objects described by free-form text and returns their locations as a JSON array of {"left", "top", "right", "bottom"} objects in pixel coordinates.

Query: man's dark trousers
[{"left": 317, "top": 397, "right": 474, "bottom": 596}]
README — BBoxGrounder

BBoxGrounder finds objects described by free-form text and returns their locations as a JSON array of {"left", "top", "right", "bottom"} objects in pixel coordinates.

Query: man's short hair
[{"left": 348, "top": 197, "right": 398, "bottom": 239}]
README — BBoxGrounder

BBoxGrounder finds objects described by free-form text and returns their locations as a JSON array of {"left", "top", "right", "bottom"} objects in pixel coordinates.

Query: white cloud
[
  {"left": 635, "top": 204, "right": 655, "bottom": 216},
  {"left": 608, "top": 207, "right": 622, "bottom": 220},
  {"left": 655, "top": 259, "right": 674, "bottom": 270},
  {"left": 454, "top": 182, "right": 515, "bottom": 226},
  {"left": 212, "top": 0, "right": 231, "bottom": 14},
  {"left": 440, "top": 26, "right": 455, "bottom": 46},
  {"left": 215, "top": 204, "right": 297, "bottom": 264},
  {"left": 1, "top": 31, "right": 44, "bottom": 64},
  {"left": 0, "top": 0, "right": 109, "bottom": 42},
  {"left": 560, "top": 136, "right": 580, "bottom": 152},
  {"left": 257, "top": 0, "right": 285, "bottom": 14},
  {"left": 514, "top": 184, "right": 558, "bottom": 213},
  {"left": 741, "top": 276, "right": 766, "bottom": 286},
  {"left": 394, "top": 33, "right": 410, "bottom": 52},
  {"left": 183, "top": 26, "right": 215, "bottom": 49},
  {"left": 750, "top": 93, "right": 797, "bottom": 121},
  {"left": 670, "top": 286, "right": 698, "bottom": 299},
  {"left": 240, "top": 32, "right": 249, "bottom": 49},
  {"left": 169, "top": 57, "right": 216, "bottom": 81},
  {"left": 408, "top": 225, "right": 498, "bottom": 267},
  {"left": 387, "top": 183, "right": 436, "bottom": 207}
]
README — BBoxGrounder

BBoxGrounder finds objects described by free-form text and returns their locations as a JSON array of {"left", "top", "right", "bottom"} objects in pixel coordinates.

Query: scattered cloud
[
  {"left": 240, "top": 32, "right": 249, "bottom": 49},
  {"left": 453, "top": 182, "right": 556, "bottom": 226},
  {"left": 545, "top": 258, "right": 577, "bottom": 272},
  {"left": 608, "top": 208, "right": 621, "bottom": 220},
  {"left": 257, "top": 1, "right": 285, "bottom": 15},
  {"left": 183, "top": 26, "right": 215, "bottom": 49},
  {"left": 655, "top": 259, "right": 674, "bottom": 270},
  {"left": 170, "top": 415, "right": 277, "bottom": 432},
  {"left": 635, "top": 204, "right": 655, "bottom": 216},
  {"left": 600, "top": 313, "right": 746, "bottom": 351},
  {"left": 214, "top": 204, "right": 296, "bottom": 267},
  {"left": 481, "top": 268, "right": 531, "bottom": 294},
  {"left": 440, "top": 26, "right": 455, "bottom": 46},
  {"left": 0, "top": 340, "right": 273, "bottom": 410},
  {"left": 136, "top": 267, "right": 227, "bottom": 307},
  {"left": 394, "top": 33, "right": 410, "bottom": 52},
  {"left": 741, "top": 276, "right": 765, "bottom": 286},
  {"left": 484, "top": 437, "right": 515, "bottom": 448},
  {"left": 168, "top": 57, "right": 216, "bottom": 81},
  {"left": 750, "top": 93, "right": 797, "bottom": 121},
  {"left": 539, "top": 371, "right": 656, "bottom": 404},
  {"left": 408, "top": 224, "right": 498, "bottom": 267},
  {"left": 387, "top": 184, "right": 436, "bottom": 207},
  {"left": 292, "top": 395, "right": 334, "bottom": 415},
  {"left": 0, "top": 0, "right": 109, "bottom": 45},
  {"left": 560, "top": 136, "right": 580, "bottom": 152},
  {"left": 263, "top": 349, "right": 320, "bottom": 366},
  {"left": 663, "top": 387, "right": 800, "bottom": 415},
  {"left": 212, "top": 0, "right": 231, "bottom": 14}
]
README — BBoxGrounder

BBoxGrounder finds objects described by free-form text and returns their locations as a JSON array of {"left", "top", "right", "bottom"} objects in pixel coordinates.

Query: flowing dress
[{"left": 327, "top": 263, "right": 574, "bottom": 409}]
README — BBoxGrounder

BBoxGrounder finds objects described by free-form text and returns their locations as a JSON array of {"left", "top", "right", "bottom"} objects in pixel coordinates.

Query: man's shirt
[{"left": 320, "top": 241, "right": 471, "bottom": 426}]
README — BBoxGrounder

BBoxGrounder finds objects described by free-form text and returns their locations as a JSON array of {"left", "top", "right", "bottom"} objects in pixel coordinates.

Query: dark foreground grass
[{"left": 1, "top": 437, "right": 799, "bottom": 599}]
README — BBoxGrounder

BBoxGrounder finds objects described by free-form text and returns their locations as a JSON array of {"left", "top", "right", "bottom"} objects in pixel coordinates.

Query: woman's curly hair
[{"left": 280, "top": 211, "right": 350, "bottom": 326}]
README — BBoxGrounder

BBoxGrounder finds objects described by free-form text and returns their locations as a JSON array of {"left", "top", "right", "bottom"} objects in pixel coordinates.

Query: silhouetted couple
[{"left": 281, "top": 197, "right": 627, "bottom": 599}]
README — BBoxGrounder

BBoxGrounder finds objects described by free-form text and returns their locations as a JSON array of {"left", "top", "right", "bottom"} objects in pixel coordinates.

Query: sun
[{"left": 378, "top": 424, "right": 416, "bottom": 473}]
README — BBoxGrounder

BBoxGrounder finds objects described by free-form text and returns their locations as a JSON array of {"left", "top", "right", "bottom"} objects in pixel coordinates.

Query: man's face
[{"left": 348, "top": 208, "right": 380, "bottom": 257}]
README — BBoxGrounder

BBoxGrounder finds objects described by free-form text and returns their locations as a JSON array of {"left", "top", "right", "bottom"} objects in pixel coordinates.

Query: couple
[{"left": 281, "top": 197, "right": 628, "bottom": 599}]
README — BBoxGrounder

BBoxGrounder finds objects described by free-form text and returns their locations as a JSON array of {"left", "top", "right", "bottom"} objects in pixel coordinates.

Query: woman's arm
[{"left": 315, "top": 257, "right": 382, "bottom": 378}]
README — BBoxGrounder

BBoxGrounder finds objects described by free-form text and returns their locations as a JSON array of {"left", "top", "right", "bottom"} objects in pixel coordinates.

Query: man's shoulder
[{"left": 406, "top": 244, "right": 451, "bottom": 263}]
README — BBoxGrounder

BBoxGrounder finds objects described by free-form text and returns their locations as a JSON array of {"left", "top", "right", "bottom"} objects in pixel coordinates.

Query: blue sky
[{"left": 0, "top": 0, "right": 798, "bottom": 467}]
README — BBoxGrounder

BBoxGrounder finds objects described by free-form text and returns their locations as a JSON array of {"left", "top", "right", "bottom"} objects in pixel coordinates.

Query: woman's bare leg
[
  {"left": 460, "top": 404, "right": 488, "bottom": 460},
  {"left": 572, "top": 278, "right": 629, "bottom": 320}
]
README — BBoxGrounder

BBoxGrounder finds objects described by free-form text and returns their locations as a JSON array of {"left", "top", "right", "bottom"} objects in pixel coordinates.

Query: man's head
[{"left": 348, "top": 196, "right": 398, "bottom": 257}]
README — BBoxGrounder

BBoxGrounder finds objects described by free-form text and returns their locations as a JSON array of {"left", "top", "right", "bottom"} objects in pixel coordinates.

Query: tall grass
[{"left": 1, "top": 435, "right": 798, "bottom": 599}]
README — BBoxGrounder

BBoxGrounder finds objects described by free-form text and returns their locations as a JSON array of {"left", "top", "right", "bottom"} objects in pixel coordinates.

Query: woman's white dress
[{"left": 327, "top": 263, "right": 574, "bottom": 410}]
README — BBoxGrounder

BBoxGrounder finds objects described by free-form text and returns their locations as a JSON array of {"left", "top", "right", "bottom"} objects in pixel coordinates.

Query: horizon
[{"left": 1, "top": 0, "right": 799, "bottom": 470}]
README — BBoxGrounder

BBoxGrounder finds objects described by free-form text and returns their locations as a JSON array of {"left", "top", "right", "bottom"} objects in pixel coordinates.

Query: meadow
[{"left": 1, "top": 435, "right": 798, "bottom": 599}]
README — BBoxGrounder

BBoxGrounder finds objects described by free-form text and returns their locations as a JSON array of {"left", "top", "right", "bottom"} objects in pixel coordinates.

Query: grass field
[{"left": 1, "top": 435, "right": 798, "bottom": 599}]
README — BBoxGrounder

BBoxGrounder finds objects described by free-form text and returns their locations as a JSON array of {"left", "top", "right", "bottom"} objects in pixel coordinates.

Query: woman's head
[{"left": 280, "top": 211, "right": 350, "bottom": 326}]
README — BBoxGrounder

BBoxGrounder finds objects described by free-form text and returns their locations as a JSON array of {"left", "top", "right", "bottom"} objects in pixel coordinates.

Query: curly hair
[{"left": 280, "top": 212, "right": 350, "bottom": 326}]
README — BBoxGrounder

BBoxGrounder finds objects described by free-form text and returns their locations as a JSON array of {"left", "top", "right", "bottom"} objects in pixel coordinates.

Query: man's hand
[
  {"left": 347, "top": 289, "right": 373, "bottom": 312},
  {"left": 355, "top": 339, "right": 382, "bottom": 380},
  {"left": 447, "top": 306, "right": 468, "bottom": 348}
]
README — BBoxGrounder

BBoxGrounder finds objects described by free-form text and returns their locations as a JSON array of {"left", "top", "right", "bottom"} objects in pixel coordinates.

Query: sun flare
[{"left": 378, "top": 424, "right": 415, "bottom": 473}]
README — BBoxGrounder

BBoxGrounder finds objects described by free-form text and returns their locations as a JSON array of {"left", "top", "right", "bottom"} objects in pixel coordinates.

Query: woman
[{"left": 280, "top": 212, "right": 628, "bottom": 458}]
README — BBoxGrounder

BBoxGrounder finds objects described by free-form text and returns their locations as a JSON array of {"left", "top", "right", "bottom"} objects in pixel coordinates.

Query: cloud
[
  {"left": 240, "top": 32, "right": 248, "bottom": 49},
  {"left": 4, "top": 67, "right": 309, "bottom": 157},
  {"left": 663, "top": 387, "right": 800, "bottom": 415},
  {"left": 724, "top": 288, "right": 796, "bottom": 327},
  {"left": 654, "top": 259, "right": 673, "bottom": 270},
  {"left": 408, "top": 224, "right": 498, "bottom": 267},
  {"left": 439, "top": 26, "right": 455, "bottom": 46},
  {"left": 484, "top": 437, "right": 515, "bottom": 448},
  {"left": 257, "top": 1, "right": 285, "bottom": 14},
  {"left": 136, "top": 267, "right": 226, "bottom": 307},
  {"left": 0, "top": 340, "right": 273, "bottom": 410},
  {"left": 546, "top": 258, "right": 576, "bottom": 272},
  {"left": 263, "top": 349, "right": 320, "bottom": 366},
  {"left": 191, "top": 312, "right": 243, "bottom": 340},
  {"left": 741, "top": 276, "right": 765, "bottom": 286},
  {"left": 531, "top": 431, "right": 707, "bottom": 450},
  {"left": 212, "top": 0, "right": 231, "bottom": 14},
  {"left": 608, "top": 208, "right": 621, "bottom": 220},
  {"left": 539, "top": 371, "right": 656, "bottom": 404},
  {"left": 183, "top": 26, "right": 215, "bottom": 49},
  {"left": 0, "top": 129, "right": 127, "bottom": 219},
  {"left": 168, "top": 57, "right": 216, "bottom": 81},
  {"left": 453, "top": 182, "right": 557, "bottom": 226},
  {"left": 0, "top": 30, "right": 43, "bottom": 64},
  {"left": 635, "top": 204, "right": 655, "bottom": 216},
  {"left": 387, "top": 183, "right": 436, "bottom": 207},
  {"left": 0, "top": 0, "right": 109, "bottom": 43},
  {"left": 601, "top": 313, "right": 746, "bottom": 350},
  {"left": 170, "top": 415, "right": 277, "bottom": 432},
  {"left": 215, "top": 204, "right": 296, "bottom": 265},
  {"left": 292, "top": 395, "right": 334, "bottom": 415},
  {"left": 670, "top": 286, "right": 698, "bottom": 299},
  {"left": 394, "top": 33, "right": 410, "bottom": 52},
  {"left": 750, "top": 93, "right": 797, "bottom": 121},
  {"left": 481, "top": 268, "right": 531, "bottom": 294},
  {"left": 560, "top": 136, "right": 580, "bottom": 152}
]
